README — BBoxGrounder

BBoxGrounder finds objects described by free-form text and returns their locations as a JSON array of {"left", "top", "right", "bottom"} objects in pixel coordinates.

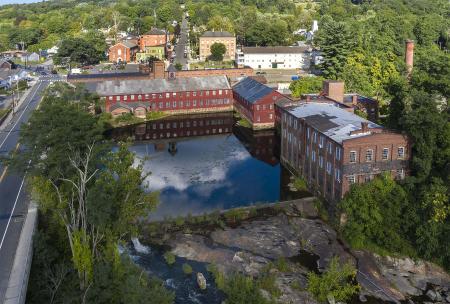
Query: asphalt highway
[{"left": 0, "top": 77, "right": 51, "bottom": 301}]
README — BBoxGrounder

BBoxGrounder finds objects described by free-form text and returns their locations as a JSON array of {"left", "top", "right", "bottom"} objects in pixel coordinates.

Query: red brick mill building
[
  {"left": 278, "top": 102, "right": 410, "bottom": 203},
  {"left": 232, "top": 77, "right": 285, "bottom": 129},
  {"left": 90, "top": 74, "right": 233, "bottom": 118}
]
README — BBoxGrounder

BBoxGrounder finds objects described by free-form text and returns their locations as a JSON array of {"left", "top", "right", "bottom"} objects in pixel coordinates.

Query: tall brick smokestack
[{"left": 405, "top": 40, "right": 414, "bottom": 76}]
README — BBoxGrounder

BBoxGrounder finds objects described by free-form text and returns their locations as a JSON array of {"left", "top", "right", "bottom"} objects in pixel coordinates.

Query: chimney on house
[
  {"left": 405, "top": 40, "right": 414, "bottom": 76},
  {"left": 323, "top": 80, "right": 344, "bottom": 102},
  {"left": 352, "top": 94, "right": 358, "bottom": 106},
  {"left": 361, "top": 122, "right": 369, "bottom": 133}
]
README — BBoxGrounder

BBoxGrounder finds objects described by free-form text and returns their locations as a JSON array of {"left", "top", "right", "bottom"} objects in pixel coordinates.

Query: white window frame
[
  {"left": 366, "top": 149, "right": 373, "bottom": 162},
  {"left": 382, "top": 148, "right": 389, "bottom": 160},
  {"left": 397, "top": 147, "right": 405, "bottom": 159},
  {"left": 350, "top": 151, "right": 357, "bottom": 163}
]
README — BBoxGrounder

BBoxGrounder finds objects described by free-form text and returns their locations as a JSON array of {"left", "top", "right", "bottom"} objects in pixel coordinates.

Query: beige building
[{"left": 199, "top": 31, "right": 236, "bottom": 61}]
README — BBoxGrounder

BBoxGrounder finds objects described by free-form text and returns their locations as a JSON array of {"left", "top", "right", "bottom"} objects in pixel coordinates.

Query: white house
[
  {"left": 236, "top": 46, "right": 311, "bottom": 70},
  {"left": 47, "top": 45, "right": 59, "bottom": 56}
]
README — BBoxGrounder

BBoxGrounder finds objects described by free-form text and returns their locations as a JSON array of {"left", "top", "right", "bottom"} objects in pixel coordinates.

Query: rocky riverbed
[{"left": 140, "top": 198, "right": 450, "bottom": 304}]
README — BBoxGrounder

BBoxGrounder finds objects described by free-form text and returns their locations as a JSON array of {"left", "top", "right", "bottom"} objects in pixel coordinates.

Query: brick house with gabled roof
[
  {"left": 233, "top": 77, "right": 285, "bottom": 129},
  {"left": 109, "top": 41, "right": 138, "bottom": 63},
  {"left": 139, "top": 28, "right": 173, "bottom": 50}
]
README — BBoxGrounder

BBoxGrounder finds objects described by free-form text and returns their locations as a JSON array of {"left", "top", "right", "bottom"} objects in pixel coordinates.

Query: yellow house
[{"left": 136, "top": 45, "right": 165, "bottom": 62}]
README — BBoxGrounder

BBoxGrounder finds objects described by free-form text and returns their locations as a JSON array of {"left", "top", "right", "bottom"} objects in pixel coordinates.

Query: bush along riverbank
[{"left": 136, "top": 198, "right": 450, "bottom": 304}]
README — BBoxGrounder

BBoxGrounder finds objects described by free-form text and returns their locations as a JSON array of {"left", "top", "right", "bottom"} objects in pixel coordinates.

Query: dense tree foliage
[
  {"left": 314, "top": 0, "right": 449, "bottom": 98},
  {"left": 210, "top": 42, "right": 226, "bottom": 61},
  {"left": 6, "top": 83, "right": 173, "bottom": 303},
  {"left": 289, "top": 76, "right": 325, "bottom": 98}
]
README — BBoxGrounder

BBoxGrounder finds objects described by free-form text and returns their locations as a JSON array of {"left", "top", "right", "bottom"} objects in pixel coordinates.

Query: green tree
[
  {"left": 289, "top": 76, "right": 324, "bottom": 98},
  {"left": 315, "top": 17, "right": 353, "bottom": 79},
  {"left": 307, "top": 257, "right": 359, "bottom": 303},
  {"left": 207, "top": 15, "right": 234, "bottom": 33},
  {"left": 54, "top": 38, "right": 105, "bottom": 66},
  {"left": 210, "top": 42, "right": 227, "bottom": 61},
  {"left": 340, "top": 174, "right": 415, "bottom": 254}
]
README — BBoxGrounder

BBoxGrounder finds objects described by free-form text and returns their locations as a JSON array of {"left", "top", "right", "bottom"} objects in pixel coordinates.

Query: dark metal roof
[
  {"left": 201, "top": 31, "right": 234, "bottom": 38},
  {"left": 67, "top": 72, "right": 145, "bottom": 80},
  {"left": 144, "top": 28, "right": 167, "bottom": 35},
  {"left": 232, "top": 77, "right": 274, "bottom": 104}
]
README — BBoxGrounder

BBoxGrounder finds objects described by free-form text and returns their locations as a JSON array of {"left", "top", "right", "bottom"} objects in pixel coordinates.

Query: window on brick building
[
  {"left": 166, "top": 102, "right": 170, "bottom": 108},
  {"left": 123, "top": 96, "right": 128, "bottom": 101},
  {"left": 319, "top": 136, "right": 324, "bottom": 148},
  {"left": 364, "top": 174, "right": 372, "bottom": 182},
  {"left": 270, "top": 104, "right": 273, "bottom": 110},
  {"left": 326, "top": 162, "right": 332, "bottom": 174},
  {"left": 109, "top": 96, "right": 113, "bottom": 101},
  {"left": 269, "top": 114, "right": 273, "bottom": 120},
  {"left": 206, "top": 91, "right": 210, "bottom": 96},
  {"left": 312, "top": 151, "right": 316, "bottom": 162},
  {"left": 294, "top": 120, "right": 297, "bottom": 129},
  {"left": 348, "top": 175, "right": 356, "bottom": 184},
  {"left": 159, "top": 102, "right": 163, "bottom": 108},
  {"left": 313, "top": 132, "right": 317, "bottom": 143},
  {"left": 319, "top": 156, "right": 323, "bottom": 168},
  {"left": 173, "top": 92, "right": 176, "bottom": 97},
  {"left": 131, "top": 95, "right": 135, "bottom": 100},
  {"left": 187, "top": 92, "right": 190, "bottom": 97},
  {"left": 306, "top": 146, "right": 309, "bottom": 157},
  {"left": 166, "top": 93, "right": 170, "bottom": 98},
  {"left": 307, "top": 128, "right": 310, "bottom": 140},
  {"left": 397, "top": 147, "right": 405, "bottom": 159},
  {"left": 350, "top": 151, "right": 357, "bottom": 163},
  {"left": 256, "top": 105, "right": 260, "bottom": 111},
  {"left": 328, "top": 142, "right": 333, "bottom": 154},
  {"left": 336, "top": 147, "right": 341, "bottom": 160},
  {"left": 173, "top": 101, "right": 177, "bottom": 108},
  {"left": 219, "top": 90, "right": 222, "bottom": 95},
  {"left": 335, "top": 169, "right": 341, "bottom": 182},
  {"left": 382, "top": 148, "right": 389, "bottom": 160},
  {"left": 138, "top": 95, "right": 142, "bottom": 100},
  {"left": 366, "top": 149, "right": 373, "bottom": 162}
]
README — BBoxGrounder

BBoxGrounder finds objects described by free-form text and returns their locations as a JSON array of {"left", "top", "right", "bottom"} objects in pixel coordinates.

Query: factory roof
[
  {"left": 285, "top": 103, "right": 383, "bottom": 144},
  {"left": 90, "top": 75, "right": 231, "bottom": 95},
  {"left": 232, "top": 77, "right": 274, "bottom": 104}
]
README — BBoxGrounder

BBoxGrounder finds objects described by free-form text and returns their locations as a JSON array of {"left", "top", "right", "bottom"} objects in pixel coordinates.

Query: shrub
[
  {"left": 207, "top": 264, "right": 226, "bottom": 290},
  {"left": 274, "top": 257, "right": 289, "bottom": 272},
  {"left": 163, "top": 252, "right": 176, "bottom": 265},
  {"left": 293, "top": 177, "right": 308, "bottom": 191},
  {"left": 307, "top": 257, "right": 359, "bottom": 303},
  {"left": 182, "top": 263, "right": 193, "bottom": 275},
  {"left": 224, "top": 273, "right": 273, "bottom": 304}
]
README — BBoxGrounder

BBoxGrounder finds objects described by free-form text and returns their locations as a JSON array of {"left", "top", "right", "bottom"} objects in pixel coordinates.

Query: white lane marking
[
  {"left": 0, "top": 170, "right": 27, "bottom": 252},
  {"left": 0, "top": 82, "right": 42, "bottom": 150}
]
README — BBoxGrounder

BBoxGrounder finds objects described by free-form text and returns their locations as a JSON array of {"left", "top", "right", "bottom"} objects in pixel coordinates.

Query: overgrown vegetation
[
  {"left": 6, "top": 83, "right": 173, "bottom": 303},
  {"left": 307, "top": 257, "right": 360, "bottom": 303}
]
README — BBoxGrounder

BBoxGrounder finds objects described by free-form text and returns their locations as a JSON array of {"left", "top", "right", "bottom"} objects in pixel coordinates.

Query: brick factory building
[
  {"left": 199, "top": 31, "right": 236, "bottom": 61},
  {"left": 278, "top": 102, "right": 410, "bottom": 203},
  {"left": 89, "top": 75, "right": 233, "bottom": 117},
  {"left": 233, "top": 77, "right": 285, "bottom": 129}
]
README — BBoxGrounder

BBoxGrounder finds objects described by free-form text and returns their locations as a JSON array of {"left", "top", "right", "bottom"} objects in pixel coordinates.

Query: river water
[
  {"left": 109, "top": 112, "right": 311, "bottom": 304},
  {"left": 109, "top": 112, "right": 307, "bottom": 221}
]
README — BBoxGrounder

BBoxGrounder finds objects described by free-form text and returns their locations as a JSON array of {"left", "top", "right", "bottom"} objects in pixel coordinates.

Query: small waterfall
[{"left": 131, "top": 237, "right": 151, "bottom": 254}]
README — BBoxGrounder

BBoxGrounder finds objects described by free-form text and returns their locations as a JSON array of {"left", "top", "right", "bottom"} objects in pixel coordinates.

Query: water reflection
[{"left": 109, "top": 112, "right": 307, "bottom": 220}]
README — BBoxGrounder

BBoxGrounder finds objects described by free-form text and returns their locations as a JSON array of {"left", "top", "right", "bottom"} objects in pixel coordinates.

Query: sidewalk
[{"left": 0, "top": 80, "right": 38, "bottom": 132}]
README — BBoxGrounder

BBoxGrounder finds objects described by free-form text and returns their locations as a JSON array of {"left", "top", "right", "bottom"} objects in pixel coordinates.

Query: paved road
[
  {"left": 174, "top": 16, "right": 189, "bottom": 69},
  {"left": 0, "top": 77, "right": 52, "bottom": 301}
]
